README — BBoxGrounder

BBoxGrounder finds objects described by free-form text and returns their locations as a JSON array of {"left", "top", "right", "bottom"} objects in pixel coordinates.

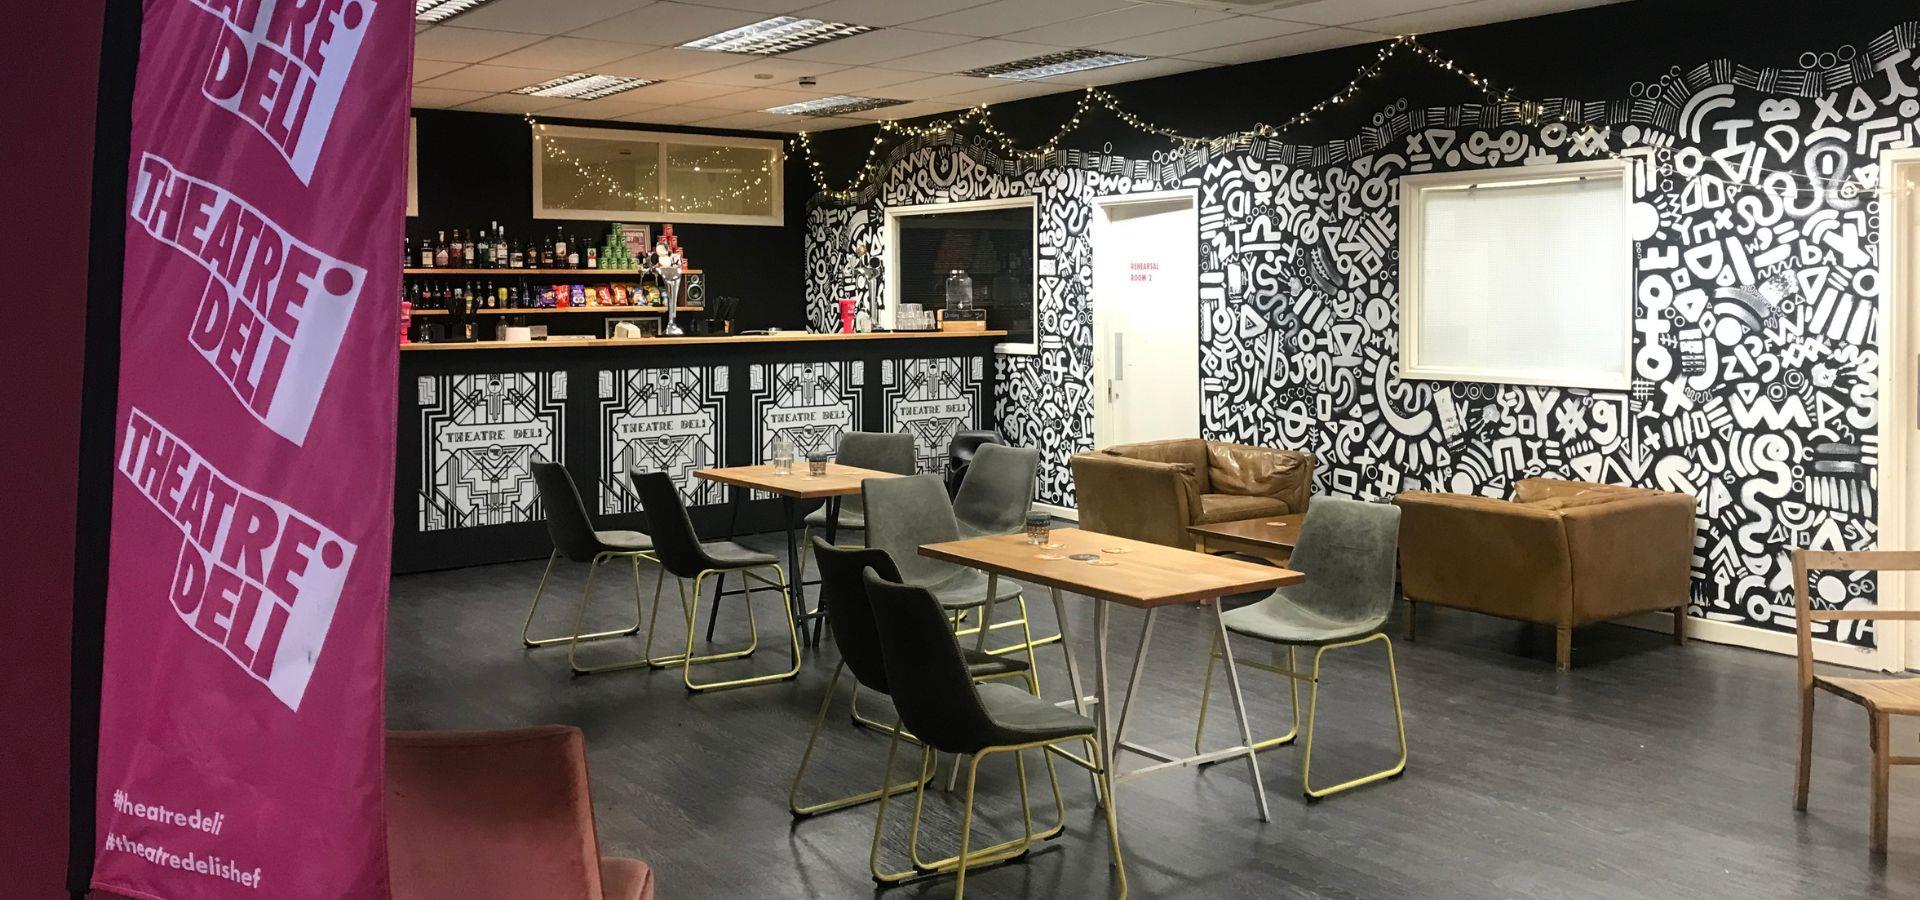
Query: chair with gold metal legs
[
  {"left": 523, "top": 463, "right": 665, "bottom": 673},
  {"left": 789, "top": 537, "right": 1036, "bottom": 825},
  {"left": 863, "top": 571, "right": 1125, "bottom": 899},
  {"left": 628, "top": 470, "right": 801, "bottom": 692},
  {"left": 792, "top": 431, "right": 917, "bottom": 585},
  {"left": 1195, "top": 497, "right": 1406, "bottom": 800}
]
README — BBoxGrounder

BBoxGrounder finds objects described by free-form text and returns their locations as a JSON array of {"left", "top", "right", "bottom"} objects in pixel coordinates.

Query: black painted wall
[{"left": 407, "top": 109, "right": 811, "bottom": 329}]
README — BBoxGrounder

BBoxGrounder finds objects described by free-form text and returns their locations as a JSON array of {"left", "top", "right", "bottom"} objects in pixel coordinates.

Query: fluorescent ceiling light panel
[
  {"left": 681, "top": 16, "right": 876, "bottom": 55},
  {"left": 512, "top": 73, "right": 658, "bottom": 100},
  {"left": 414, "top": 0, "right": 497, "bottom": 23},
  {"left": 763, "top": 95, "right": 907, "bottom": 117},
  {"left": 961, "top": 49, "right": 1147, "bottom": 80}
]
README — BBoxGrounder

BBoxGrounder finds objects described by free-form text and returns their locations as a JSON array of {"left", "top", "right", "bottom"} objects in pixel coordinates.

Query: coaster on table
[
  {"left": 1100, "top": 547, "right": 1131, "bottom": 554},
  {"left": 1068, "top": 553, "right": 1100, "bottom": 561}
]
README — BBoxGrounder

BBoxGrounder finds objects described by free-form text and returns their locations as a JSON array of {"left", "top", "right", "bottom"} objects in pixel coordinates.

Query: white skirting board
[{"left": 1615, "top": 611, "right": 1888, "bottom": 672}]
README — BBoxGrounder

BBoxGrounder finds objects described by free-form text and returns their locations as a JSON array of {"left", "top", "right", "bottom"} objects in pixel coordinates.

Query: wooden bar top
[
  {"left": 400, "top": 330, "right": 1007, "bottom": 352},
  {"left": 694, "top": 462, "right": 905, "bottom": 499},
  {"left": 921, "top": 528, "right": 1303, "bottom": 609}
]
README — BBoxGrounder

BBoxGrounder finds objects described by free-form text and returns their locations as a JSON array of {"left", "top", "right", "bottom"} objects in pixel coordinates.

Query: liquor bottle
[
  {"left": 497, "top": 283, "right": 510, "bottom": 310},
  {"left": 433, "top": 230, "right": 449, "bottom": 268},
  {"left": 404, "top": 237, "right": 413, "bottom": 269},
  {"left": 475, "top": 228, "right": 491, "bottom": 268},
  {"left": 553, "top": 228, "right": 566, "bottom": 265},
  {"left": 585, "top": 245, "right": 597, "bottom": 269},
  {"left": 492, "top": 223, "right": 507, "bottom": 266},
  {"left": 541, "top": 237, "right": 555, "bottom": 268},
  {"left": 567, "top": 235, "right": 580, "bottom": 269},
  {"left": 418, "top": 235, "right": 434, "bottom": 268},
  {"left": 449, "top": 229, "right": 463, "bottom": 264},
  {"left": 462, "top": 232, "right": 476, "bottom": 266},
  {"left": 510, "top": 240, "right": 525, "bottom": 269}
]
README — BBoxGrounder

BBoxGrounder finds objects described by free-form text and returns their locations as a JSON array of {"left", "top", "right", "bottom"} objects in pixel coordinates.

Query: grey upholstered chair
[
  {"left": 796, "top": 430, "right": 917, "bottom": 579},
  {"left": 523, "top": 462, "right": 663, "bottom": 667},
  {"left": 1194, "top": 497, "right": 1407, "bottom": 800},
  {"left": 953, "top": 443, "right": 1039, "bottom": 539},
  {"left": 862, "top": 570, "right": 1124, "bottom": 899}
]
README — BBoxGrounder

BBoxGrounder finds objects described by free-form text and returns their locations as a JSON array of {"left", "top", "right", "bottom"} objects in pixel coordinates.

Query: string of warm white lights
[
  {"left": 531, "top": 121, "right": 774, "bottom": 213},
  {"left": 781, "top": 34, "right": 1897, "bottom": 203}
]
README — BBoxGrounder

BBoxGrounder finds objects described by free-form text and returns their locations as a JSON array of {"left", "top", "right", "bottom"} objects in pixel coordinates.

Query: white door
[
  {"left": 1091, "top": 191, "right": 1199, "bottom": 448},
  {"left": 1892, "top": 151, "right": 1920, "bottom": 672}
]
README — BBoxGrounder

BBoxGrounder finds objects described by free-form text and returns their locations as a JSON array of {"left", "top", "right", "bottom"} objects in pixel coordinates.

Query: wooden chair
[{"left": 1792, "top": 549, "right": 1920, "bottom": 853}]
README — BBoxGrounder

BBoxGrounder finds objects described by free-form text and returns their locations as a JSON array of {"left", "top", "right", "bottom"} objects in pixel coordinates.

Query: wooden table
[
  {"left": 1188, "top": 513, "right": 1303, "bottom": 564},
  {"left": 921, "top": 527, "right": 1303, "bottom": 823},
  {"left": 695, "top": 462, "right": 904, "bottom": 645}
]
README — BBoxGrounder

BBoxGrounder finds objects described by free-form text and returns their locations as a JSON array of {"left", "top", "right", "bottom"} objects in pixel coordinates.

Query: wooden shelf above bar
[
  {"left": 401, "top": 330, "right": 1006, "bottom": 351},
  {"left": 403, "top": 267, "right": 700, "bottom": 277}
]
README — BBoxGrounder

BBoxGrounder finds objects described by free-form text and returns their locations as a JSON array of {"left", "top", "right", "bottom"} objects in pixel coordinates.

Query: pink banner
[{"left": 93, "top": 1, "right": 407, "bottom": 897}]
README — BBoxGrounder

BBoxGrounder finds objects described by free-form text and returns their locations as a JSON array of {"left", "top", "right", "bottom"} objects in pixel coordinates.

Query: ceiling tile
[
  {"left": 1353, "top": 0, "right": 1626, "bottom": 35},
  {"left": 1179, "top": 26, "right": 1379, "bottom": 64},
  {"left": 582, "top": 2, "right": 768, "bottom": 46},
  {"left": 942, "top": 79, "right": 1067, "bottom": 106},
  {"left": 611, "top": 80, "right": 745, "bottom": 104},
  {"left": 1101, "top": 15, "right": 1318, "bottom": 58},
  {"left": 419, "top": 63, "right": 570, "bottom": 92},
  {"left": 622, "top": 105, "right": 739, "bottom": 124},
  {"left": 485, "top": 36, "right": 652, "bottom": 69},
  {"left": 673, "top": 0, "right": 821, "bottom": 11},
  {"left": 873, "top": 73, "right": 999, "bottom": 100},
  {"left": 777, "top": 28, "right": 974, "bottom": 65},
  {"left": 412, "top": 86, "right": 493, "bottom": 108},
  {"left": 792, "top": 66, "right": 930, "bottom": 94},
  {"left": 528, "top": 95, "right": 669, "bottom": 119},
  {"left": 755, "top": 115, "right": 866, "bottom": 132},
  {"left": 447, "top": 0, "right": 655, "bottom": 35},
  {"left": 687, "top": 110, "right": 793, "bottom": 129},
  {"left": 413, "top": 26, "right": 546, "bottom": 62},
  {"left": 797, "top": 0, "right": 997, "bottom": 28},
  {"left": 411, "top": 59, "right": 466, "bottom": 82},
  {"left": 878, "top": 38, "right": 1074, "bottom": 75},
  {"left": 1006, "top": 4, "right": 1231, "bottom": 46},
  {"left": 684, "top": 57, "right": 848, "bottom": 86},
  {"left": 1256, "top": 0, "right": 1452, "bottom": 27},
  {"left": 450, "top": 93, "right": 576, "bottom": 114},
  {"left": 701, "top": 86, "right": 823, "bottom": 111},
  {"left": 598, "top": 47, "right": 748, "bottom": 79},
  {"left": 906, "top": 0, "right": 1133, "bottom": 38}
]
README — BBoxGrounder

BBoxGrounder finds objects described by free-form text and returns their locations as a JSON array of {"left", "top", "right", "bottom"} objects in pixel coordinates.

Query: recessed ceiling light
[
  {"left": 681, "top": 16, "right": 875, "bottom": 55},
  {"left": 764, "top": 96, "right": 907, "bottom": 117},
  {"left": 512, "top": 74, "right": 658, "bottom": 100},
  {"left": 414, "top": 0, "right": 497, "bottom": 24},
  {"left": 961, "top": 49, "right": 1147, "bottom": 80}
]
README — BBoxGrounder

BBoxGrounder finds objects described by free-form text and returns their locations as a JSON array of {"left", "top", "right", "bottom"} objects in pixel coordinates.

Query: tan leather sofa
[
  {"left": 1070, "top": 439, "right": 1313, "bottom": 549},
  {"left": 1395, "top": 478, "right": 1695, "bottom": 670}
]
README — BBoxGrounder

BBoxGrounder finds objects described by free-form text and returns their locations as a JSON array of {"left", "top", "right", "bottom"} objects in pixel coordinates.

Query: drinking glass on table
[
  {"left": 1025, "top": 510, "right": 1051, "bottom": 545},
  {"left": 772, "top": 437, "right": 795, "bottom": 475},
  {"left": 807, "top": 449, "right": 830, "bottom": 477}
]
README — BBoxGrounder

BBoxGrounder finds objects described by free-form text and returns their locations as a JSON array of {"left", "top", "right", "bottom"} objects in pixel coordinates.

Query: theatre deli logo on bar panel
[
  {"left": 129, "top": 152, "right": 365, "bottom": 446},
  {"left": 189, "top": 0, "right": 371, "bottom": 184},
  {"left": 116, "top": 407, "right": 357, "bottom": 711}
]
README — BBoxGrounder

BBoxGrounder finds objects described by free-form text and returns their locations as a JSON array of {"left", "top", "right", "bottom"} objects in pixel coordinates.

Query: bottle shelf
[
  {"left": 409, "top": 306, "right": 702, "bottom": 316},
  {"left": 403, "top": 268, "right": 699, "bottom": 277}
]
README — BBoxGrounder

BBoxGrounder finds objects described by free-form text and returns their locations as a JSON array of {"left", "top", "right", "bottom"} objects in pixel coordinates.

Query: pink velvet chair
[{"left": 386, "top": 726, "right": 654, "bottom": 900}]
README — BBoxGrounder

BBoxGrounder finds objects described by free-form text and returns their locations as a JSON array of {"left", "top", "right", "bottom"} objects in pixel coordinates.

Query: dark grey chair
[
  {"left": 788, "top": 539, "right": 1041, "bottom": 873},
  {"left": 953, "top": 443, "right": 1039, "bottom": 539},
  {"left": 1194, "top": 497, "right": 1407, "bottom": 800},
  {"left": 946, "top": 429, "right": 1005, "bottom": 495},
  {"left": 628, "top": 470, "right": 801, "bottom": 691},
  {"left": 523, "top": 462, "right": 663, "bottom": 665},
  {"left": 863, "top": 571, "right": 1125, "bottom": 899},
  {"left": 861, "top": 473, "right": 1043, "bottom": 659}
]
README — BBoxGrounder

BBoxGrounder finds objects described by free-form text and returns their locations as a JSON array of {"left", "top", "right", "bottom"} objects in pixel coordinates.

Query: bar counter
[{"left": 396, "top": 330, "right": 1004, "bottom": 572}]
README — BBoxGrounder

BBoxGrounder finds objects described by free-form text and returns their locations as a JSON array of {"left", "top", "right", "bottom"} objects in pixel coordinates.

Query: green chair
[
  {"left": 1195, "top": 497, "right": 1408, "bottom": 800},
  {"left": 863, "top": 570, "right": 1125, "bottom": 899}
]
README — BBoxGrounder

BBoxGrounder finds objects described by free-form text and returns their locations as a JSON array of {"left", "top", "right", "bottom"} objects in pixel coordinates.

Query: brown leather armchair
[
  {"left": 1070, "top": 438, "right": 1313, "bottom": 549},
  {"left": 1395, "top": 478, "right": 1695, "bottom": 670}
]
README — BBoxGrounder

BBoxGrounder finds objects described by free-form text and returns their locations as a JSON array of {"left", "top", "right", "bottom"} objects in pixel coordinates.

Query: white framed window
[
  {"left": 1398, "top": 158, "right": 1633, "bottom": 390},
  {"left": 532, "top": 124, "right": 784, "bottom": 227},
  {"left": 884, "top": 197, "right": 1038, "bottom": 356},
  {"left": 405, "top": 117, "right": 419, "bottom": 217}
]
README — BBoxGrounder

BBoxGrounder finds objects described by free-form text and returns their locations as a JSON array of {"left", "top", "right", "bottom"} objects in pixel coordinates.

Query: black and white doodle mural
[
  {"left": 806, "top": 25, "right": 1920, "bottom": 643},
  {"left": 881, "top": 356, "right": 987, "bottom": 474},
  {"left": 418, "top": 371, "right": 565, "bottom": 531},
  {"left": 597, "top": 366, "right": 727, "bottom": 514}
]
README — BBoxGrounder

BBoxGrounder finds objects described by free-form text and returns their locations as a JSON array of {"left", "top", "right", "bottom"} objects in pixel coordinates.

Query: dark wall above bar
[{"left": 408, "top": 109, "right": 810, "bottom": 331}]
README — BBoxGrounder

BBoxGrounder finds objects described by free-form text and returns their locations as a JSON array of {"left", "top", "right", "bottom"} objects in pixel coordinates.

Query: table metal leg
[
  {"left": 1113, "top": 607, "right": 1157, "bottom": 751},
  {"left": 1049, "top": 587, "right": 1099, "bottom": 799},
  {"left": 782, "top": 494, "right": 806, "bottom": 661},
  {"left": 1209, "top": 600, "right": 1271, "bottom": 823},
  {"left": 1093, "top": 602, "right": 1117, "bottom": 818},
  {"left": 707, "top": 488, "right": 746, "bottom": 643}
]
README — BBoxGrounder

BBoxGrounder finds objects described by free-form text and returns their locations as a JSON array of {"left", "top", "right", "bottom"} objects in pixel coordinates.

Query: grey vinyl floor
[{"left": 387, "top": 536, "right": 1920, "bottom": 899}]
